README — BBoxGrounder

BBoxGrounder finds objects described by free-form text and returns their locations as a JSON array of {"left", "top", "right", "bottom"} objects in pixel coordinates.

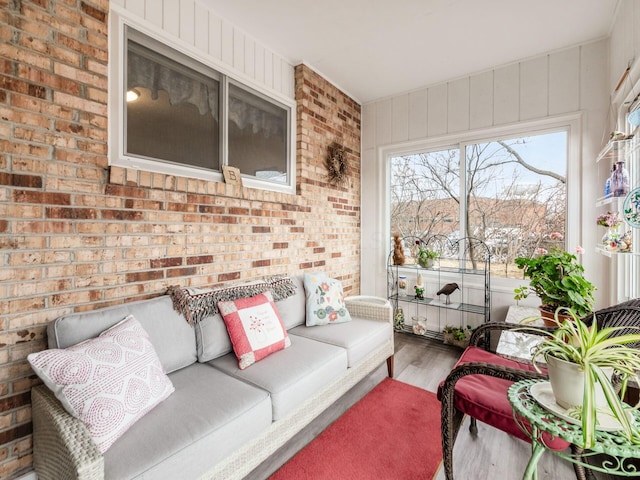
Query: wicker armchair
[{"left": 437, "top": 299, "right": 640, "bottom": 480}]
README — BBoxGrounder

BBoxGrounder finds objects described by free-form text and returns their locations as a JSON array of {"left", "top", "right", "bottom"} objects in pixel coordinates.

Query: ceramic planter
[
  {"left": 538, "top": 307, "right": 573, "bottom": 327},
  {"left": 546, "top": 355, "right": 611, "bottom": 410}
]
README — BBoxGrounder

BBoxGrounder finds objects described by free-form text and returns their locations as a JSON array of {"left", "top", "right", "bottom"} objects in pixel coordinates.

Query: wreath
[{"left": 326, "top": 142, "right": 349, "bottom": 186}]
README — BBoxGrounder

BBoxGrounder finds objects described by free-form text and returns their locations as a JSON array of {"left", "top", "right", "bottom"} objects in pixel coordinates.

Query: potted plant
[
  {"left": 417, "top": 246, "right": 439, "bottom": 268},
  {"left": 443, "top": 325, "right": 472, "bottom": 348},
  {"left": 513, "top": 246, "right": 595, "bottom": 324},
  {"left": 525, "top": 309, "right": 640, "bottom": 448}
]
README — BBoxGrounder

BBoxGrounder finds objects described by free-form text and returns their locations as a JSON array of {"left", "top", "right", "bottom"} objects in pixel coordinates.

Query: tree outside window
[{"left": 390, "top": 131, "right": 567, "bottom": 278}]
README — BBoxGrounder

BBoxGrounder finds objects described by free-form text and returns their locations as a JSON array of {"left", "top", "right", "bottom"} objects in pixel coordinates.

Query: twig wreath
[{"left": 326, "top": 141, "right": 349, "bottom": 186}]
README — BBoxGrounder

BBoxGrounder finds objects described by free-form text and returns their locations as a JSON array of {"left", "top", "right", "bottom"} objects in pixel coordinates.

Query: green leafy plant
[
  {"left": 525, "top": 309, "right": 640, "bottom": 448},
  {"left": 513, "top": 285, "right": 529, "bottom": 305},
  {"left": 443, "top": 325, "right": 472, "bottom": 344},
  {"left": 417, "top": 247, "right": 439, "bottom": 267},
  {"left": 513, "top": 247, "right": 595, "bottom": 318}
]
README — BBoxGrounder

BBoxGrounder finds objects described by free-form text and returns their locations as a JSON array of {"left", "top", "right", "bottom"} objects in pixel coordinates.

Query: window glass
[
  {"left": 126, "top": 40, "right": 220, "bottom": 170},
  {"left": 390, "top": 131, "right": 567, "bottom": 278},
  {"left": 228, "top": 83, "right": 288, "bottom": 183}
]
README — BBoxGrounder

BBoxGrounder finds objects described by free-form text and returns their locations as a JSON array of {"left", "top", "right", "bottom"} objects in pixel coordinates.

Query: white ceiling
[{"left": 200, "top": 0, "right": 619, "bottom": 104}]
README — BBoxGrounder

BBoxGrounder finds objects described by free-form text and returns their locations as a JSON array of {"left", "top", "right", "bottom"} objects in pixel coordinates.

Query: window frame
[
  {"left": 382, "top": 114, "right": 582, "bottom": 289},
  {"left": 108, "top": 15, "right": 296, "bottom": 194}
]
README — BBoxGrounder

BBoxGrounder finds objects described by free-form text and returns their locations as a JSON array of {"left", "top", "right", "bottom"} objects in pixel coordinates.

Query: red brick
[
  {"left": 125, "top": 271, "right": 164, "bottom": 283},
  {"left": 0, "top": 173, "right": 42, "bottom": 189},
  {"left": 218, "top": 272, "right": 241, "bottom": 282},
  {"left": 186, "top": 255, "right": 213, "bottom": 265},
  {"left": 46, "top": 207, "right": 97, "bottom": 219},
  {"left": 150, "top": 257, "right": 183, "bottom": 269},
  {"left": 101, "top": 210, "right": 143, "bottom": 221},
  {"left": 252, "top": 259, "right": 271, "bottom": 268},
  {"left": 81, "top": 2, "right": 107, "bottom": 22},
  {"left": 166, "top": 267, "right": 197, "bottom": 278}
]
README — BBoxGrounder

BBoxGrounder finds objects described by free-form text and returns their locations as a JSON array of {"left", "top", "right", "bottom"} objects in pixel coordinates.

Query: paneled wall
[
  {"left": 0, "top": 2, "right": 361, "bottom": 478},
  {"left": 111, "top": 0, "right": 295, "bottom": 99},
  {"left": 360, "top": 40, "right": 611, "bottom": 318}
]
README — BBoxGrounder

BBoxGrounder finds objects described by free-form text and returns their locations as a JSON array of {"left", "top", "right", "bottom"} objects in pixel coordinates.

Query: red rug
[{"left": 269, "top": 378, "right": 442, "bottom": 479}]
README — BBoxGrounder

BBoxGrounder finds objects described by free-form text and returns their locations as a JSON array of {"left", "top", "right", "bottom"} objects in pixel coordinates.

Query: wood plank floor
[{"left": 245, "top": 332, "right": 578, "bottom": 480}]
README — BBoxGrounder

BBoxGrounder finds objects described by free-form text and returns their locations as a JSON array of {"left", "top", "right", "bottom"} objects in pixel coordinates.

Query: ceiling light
[{"left": 126, "top": 89, "right": 140, "bottom": 102}]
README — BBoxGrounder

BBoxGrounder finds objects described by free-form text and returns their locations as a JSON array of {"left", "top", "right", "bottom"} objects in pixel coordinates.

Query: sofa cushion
[
  {"left": 289, "top": 317, "right": 392, "bottom": 367},
  {"left": 275, "top": 274, "right": 306, "bottom": 330},
  {"left": 195, "top": 313, "right": 233, "bottom": 363},
  {"left": 218, "top": 291, "right": 291, "bottom": 369},
  {"left": 29, "top": 315, "right": 175, "bottom": 453},
  {"left": 209, "top": 335, "right": 348, "bottom": 421},
  {"left": 303, "top": 272, "right": 352, "bottom": 326},
  {"left": 47, "top": 296, "right": 196, "bottom": 374},
  {"left": 437, "top": 346, "right": 568, "bottom": 451},
  {"left": 104, "top": 362, "right": 272, "bottom": 480}
]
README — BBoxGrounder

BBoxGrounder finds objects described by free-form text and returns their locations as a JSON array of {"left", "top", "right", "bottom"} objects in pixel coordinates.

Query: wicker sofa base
[{"left": 31, "top": 296, "right": 394, "bottom": 480}]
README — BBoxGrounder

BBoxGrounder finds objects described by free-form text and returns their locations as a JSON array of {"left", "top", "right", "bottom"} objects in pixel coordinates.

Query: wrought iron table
[{"left": 508, "top": 379, "right": 640, "bottom": 479}]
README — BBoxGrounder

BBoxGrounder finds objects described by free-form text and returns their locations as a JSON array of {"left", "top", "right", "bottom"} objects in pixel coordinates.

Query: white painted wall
[{"left": 361, "top": 40, "right": 612, "bottom": 322}]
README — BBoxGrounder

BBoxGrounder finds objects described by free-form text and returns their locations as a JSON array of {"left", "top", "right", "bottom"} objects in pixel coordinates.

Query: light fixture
[{"left": 126, "top": 89, "right": 140, "bottom": 102}]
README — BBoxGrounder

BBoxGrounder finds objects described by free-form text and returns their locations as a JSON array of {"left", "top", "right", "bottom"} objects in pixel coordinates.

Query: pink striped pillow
[{"left": 28, "top": 315, "right": 174, "bottom": 453}]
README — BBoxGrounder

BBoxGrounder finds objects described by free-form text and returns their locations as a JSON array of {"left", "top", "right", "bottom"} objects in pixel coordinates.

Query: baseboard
[{"left": 16, "top": 471, "right": 37, "bottom": 480}]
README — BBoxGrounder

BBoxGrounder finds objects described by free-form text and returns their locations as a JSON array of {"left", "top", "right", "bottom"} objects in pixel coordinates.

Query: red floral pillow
[{"left": 218, "top": 291, "right": 290, "bottom": 369}]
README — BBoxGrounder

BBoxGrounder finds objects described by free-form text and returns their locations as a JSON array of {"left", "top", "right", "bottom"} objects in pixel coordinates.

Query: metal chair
[{"left": 438, "top": 299, "right": 640, "bottom": 480}]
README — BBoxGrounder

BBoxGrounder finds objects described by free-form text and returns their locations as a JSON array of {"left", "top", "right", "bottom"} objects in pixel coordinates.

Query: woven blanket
[{"left": 167, "top": 275, "right": 297, "bottom": 325}]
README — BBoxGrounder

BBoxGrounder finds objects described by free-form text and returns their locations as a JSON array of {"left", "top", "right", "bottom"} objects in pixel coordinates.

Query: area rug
[{"left": 269, "top": 378, "right": 442, "bottom": 479}]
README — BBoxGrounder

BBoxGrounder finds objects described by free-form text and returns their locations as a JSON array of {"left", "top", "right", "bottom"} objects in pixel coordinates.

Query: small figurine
[
  {"left": 392, "top": 233, "right": 405, "bottom": 265},
  {"left": 415, "top": 274, "right": 425, "bottom": 299},
  {"left": 394, "top": 308, "right": 405, "bottom": 331},
  {"left": 436, "top": 282, "right": 459, "bottom": 304}
]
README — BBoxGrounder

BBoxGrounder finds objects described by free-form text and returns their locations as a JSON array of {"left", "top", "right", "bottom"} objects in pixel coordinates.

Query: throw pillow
[
  {"left": 218, "top": 291, "right": 290, "bottom": 369},
  {"left": 303, "top": 272, "right": 352, "bottom": 326},
  {"left": 27, "top": 315, "right": 174, "bottom": 453}
]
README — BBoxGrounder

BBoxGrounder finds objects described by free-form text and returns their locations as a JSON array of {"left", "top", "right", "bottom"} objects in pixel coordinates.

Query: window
[
  {"left": 126, "top": 39, "right": 220, "bottom": 170},
  {"left": 390, "top": 131, "right": 568, "bottom": 278},
  {"left": 119, "top": 28, "right": 293, "bottom": 191},
  {"left": 228, "top": 82, "right": 288, "bottom": 184}
]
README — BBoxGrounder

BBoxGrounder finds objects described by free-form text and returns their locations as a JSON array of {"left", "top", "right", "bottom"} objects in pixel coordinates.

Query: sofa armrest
[
  {"left": 32, "top": 385, "right": 104, "bottom": 480},
  {"left": 344, "top": 296, "right": 392, "bottom": 324}
]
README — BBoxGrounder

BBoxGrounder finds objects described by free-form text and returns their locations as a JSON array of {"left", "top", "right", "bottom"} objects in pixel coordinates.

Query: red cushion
[{"left": 439, "top": 346, "right": 569, "bottom": 450}]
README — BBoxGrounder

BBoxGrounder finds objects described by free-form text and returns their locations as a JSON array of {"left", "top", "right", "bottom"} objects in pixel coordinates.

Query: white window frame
[
  {"left": 382, "top": 114, "right": 582, "bottom": 291},
  {"left": 108, "top": 11, "right": 296, "bottom": 195}
]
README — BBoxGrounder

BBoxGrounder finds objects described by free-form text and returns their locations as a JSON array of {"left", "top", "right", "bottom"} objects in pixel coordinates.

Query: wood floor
[{"left": 245, "top": 332, "right": 578, "bottom": 480}]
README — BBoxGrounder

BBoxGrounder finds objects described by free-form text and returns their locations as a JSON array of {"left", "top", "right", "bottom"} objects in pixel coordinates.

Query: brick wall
[{"left": 0, "top": 2, "right": 361, "bottom": 478}]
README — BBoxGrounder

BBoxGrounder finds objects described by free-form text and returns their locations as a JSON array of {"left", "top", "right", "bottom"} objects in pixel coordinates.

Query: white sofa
[{"left": 31, "top": 275, "right": 394, "bottom": 480}]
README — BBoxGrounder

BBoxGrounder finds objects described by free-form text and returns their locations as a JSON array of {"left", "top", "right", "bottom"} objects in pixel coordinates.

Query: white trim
[
  {"left": 379, "top": 112, "right": 583, "bottom": 284},
  {"left": 15, "top": 471, "right": 37, "bottom": 480}
]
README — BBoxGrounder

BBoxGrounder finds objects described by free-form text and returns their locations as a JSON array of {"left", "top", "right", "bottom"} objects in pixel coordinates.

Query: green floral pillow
[{"left": 303, "top": 272, "right": 352, "bottom": 326}]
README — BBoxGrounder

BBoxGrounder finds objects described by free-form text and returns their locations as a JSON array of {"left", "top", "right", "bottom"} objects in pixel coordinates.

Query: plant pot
[
  {"left": 418, "top": 258, "right": 434, "bottom": 269},
  {"left": 452, "top": 337, "right": 470, "bottom": 349},
  {"left": 538, "top": 307, "right": 573, "bottom": 327},
  {"left": 546, "top": 355, "right": 611, "bottom": 410}
]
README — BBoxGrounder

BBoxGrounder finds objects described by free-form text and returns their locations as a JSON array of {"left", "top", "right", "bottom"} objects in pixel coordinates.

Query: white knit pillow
[{"left": 28, "top": 315, "right": 174, "bottom": 453}]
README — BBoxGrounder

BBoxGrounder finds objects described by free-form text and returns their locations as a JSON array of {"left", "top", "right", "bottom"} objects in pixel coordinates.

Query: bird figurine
[{"left": 436, "top": 282, "right": 459, "bottom": 304}]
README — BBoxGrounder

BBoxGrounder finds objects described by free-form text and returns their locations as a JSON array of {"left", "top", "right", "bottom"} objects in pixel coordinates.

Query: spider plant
[{"left": 526, "top": 308, "right": 640, "bottom": 448}]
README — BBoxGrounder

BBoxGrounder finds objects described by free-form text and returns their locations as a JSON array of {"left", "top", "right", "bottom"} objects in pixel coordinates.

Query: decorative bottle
[
  {"left": 604, "top": 168, "right": 611, "bottom": 197},
  {"left": 611, "top": 161, "right": 630, "bottom": 197}
]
